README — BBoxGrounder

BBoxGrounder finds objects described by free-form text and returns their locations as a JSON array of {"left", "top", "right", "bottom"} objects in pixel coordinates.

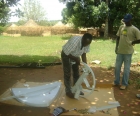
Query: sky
[{"left": 10, "top": 0, "right": 66, "bottom": 22}]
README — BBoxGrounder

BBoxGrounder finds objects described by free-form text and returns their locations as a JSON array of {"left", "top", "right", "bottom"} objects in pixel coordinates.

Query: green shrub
[{"left": 0, "top": 26, "right": 7, "bottom": 34}]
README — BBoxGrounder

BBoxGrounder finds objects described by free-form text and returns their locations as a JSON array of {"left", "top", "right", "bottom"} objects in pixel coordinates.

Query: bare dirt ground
[{"left": 0, "top": 64, "right": 140, "bottom": 116}]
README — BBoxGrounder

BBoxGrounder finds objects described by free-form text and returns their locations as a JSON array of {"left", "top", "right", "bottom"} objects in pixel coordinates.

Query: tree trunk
[
  {"left": 104, "top": 18, "right": 108, "bottom": 38},
  {"left": 108, "top": 19, "right": 114, "bottom": 35},
  {"left": 104, "top": 0, "right": 108, "bottom": 38}
]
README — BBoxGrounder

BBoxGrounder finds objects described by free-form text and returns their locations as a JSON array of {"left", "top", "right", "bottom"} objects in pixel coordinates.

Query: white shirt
[{"left": 62, "top": 36, "right": 90, "bottom": 57}]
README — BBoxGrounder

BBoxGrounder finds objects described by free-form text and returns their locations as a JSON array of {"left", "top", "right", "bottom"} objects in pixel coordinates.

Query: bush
[{"left": 0, "top": 26, "right": 7, "bottom": 34}]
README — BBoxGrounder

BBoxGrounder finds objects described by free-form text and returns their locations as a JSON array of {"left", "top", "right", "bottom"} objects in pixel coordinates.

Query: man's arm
[
  {"left": 132, "top": 40, "right": 140, "bottom": 45},
  {"left": 81, "top": 53, "right": 87, "bottom": 63},
  {"left": 115, "top": 36, "right": 120, "bottom": 54}
]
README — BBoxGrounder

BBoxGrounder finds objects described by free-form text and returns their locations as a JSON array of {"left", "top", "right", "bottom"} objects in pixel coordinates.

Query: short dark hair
[{"left": 82, "top": 33, "right": 93, "bottom": 40}]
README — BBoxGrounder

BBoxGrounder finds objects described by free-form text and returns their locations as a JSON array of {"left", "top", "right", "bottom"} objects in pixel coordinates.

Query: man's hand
[
  {"left": 131, "top": 41, "right": 135, "bottom": 46},
  {"left": 132, "top": 40, "right": 140, "bottom": 45}
]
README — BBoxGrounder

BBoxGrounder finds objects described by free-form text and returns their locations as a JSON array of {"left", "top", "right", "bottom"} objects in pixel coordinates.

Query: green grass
[{"left": 0, "top": 35, "right": 140, "bottom": 68}]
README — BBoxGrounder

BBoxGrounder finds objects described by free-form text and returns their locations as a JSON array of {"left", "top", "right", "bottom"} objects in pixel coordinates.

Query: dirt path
[{"left": 0, "top": 65, "right": 140, "bottom": 116}]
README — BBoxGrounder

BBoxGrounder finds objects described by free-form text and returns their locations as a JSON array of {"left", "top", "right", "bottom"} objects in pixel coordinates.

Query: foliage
[
  {"left": 136, "top": 78, "right": 140, "bottom": 89},
  {"left": 0, "top": 26, "right": 7, "bottom": 34},
  {"left": 108, "top": 0, "right": 140, "bottom": 33},
  {"left": 129, "top": 76, "right": 140, "bottom": 89},
  {"left": 15, "top": 20, "right": 26, "bottom": 26},
  {"left": 0, "top": 0, "right": 20, "bottom": 26},
  {"left": 37, "top": 20, "right": 51, "bottom": 26},
  {"left": 61, "top": 0, "right": 108, "bottom": 28},
  {"left": 59, "top": 0, "right": 140, "bottom": 34},
  {"left": 21, "top": 0, "right": 47, "bottom": 22},
  {"left": 127, "top": 0, "right": 140, "bottom": 28},
  {"left": 37, "top": 20, "right": 60, "bottom": 26}
]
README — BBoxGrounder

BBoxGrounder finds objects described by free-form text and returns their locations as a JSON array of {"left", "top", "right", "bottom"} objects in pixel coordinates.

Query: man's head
[
  {"left": 123, "top": 14, "right": 132, "bottom": 26},
  {"left": 82, "top": 33, "right": 93, "bottom": 47}
]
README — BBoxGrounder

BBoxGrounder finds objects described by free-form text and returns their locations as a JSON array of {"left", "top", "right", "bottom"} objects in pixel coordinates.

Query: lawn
[
  {"left": 0, "top": 35, "right": 140, "bottom": 116},
  {"left": 0, "top": 35, "right": 140, "bottom": 68}
]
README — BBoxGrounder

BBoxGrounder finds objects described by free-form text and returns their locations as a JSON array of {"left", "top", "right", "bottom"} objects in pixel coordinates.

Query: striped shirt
[{"left": 62, "top": 36, "right": 90, "bottom": 57}]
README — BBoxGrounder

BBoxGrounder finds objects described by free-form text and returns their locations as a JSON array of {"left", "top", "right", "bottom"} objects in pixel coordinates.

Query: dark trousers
[{"left": 61, "top": 51, "right": 80, "bottom": 93}]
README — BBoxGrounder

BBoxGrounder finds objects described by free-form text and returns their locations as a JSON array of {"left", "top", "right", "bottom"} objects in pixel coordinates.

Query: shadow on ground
[{"left": 0, "top": 65, "right": 140, "bottom": 116}]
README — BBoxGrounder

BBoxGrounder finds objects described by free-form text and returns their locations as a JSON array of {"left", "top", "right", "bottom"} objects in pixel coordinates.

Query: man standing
[
  {"left": 114, "top": 14, "right": 140, "bottom": 90},
  {"left": 61, "top": 33, "right": 93, "bottom": 98}
]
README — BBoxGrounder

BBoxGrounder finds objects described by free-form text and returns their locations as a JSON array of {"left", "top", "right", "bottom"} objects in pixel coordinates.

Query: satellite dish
[{"left": 11, "top": 81, "right": 61, "bottom": 107}]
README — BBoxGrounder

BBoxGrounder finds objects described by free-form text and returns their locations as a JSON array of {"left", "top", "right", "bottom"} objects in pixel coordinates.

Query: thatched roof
[
  {"left": 65, "top": 23, "right": 72, "bottom": 27},
  {"left": 8, "top": 23, "right": 18, "bottom": 30},
  {"left": 53, "top": 21, "right": 66, "bottom": 27},
  {"left": 10, "top": 23, "right": 18, "bottom": 28},
  {"left": 23, "top": 19, "right": 39, "bottom": 27},
  {"left": 53, "top": 21, "right": 73, "bottom": 28}
]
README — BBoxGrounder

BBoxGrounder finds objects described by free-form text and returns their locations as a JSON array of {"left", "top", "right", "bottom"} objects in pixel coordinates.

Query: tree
[
  {"left": 127, "top": 0, "right": 140, "bottom": 28},
  {"left": 61, "top": 0, "right": 108, "bottom": 28},
  {"left": 21, "top": 0, "right": 47, "bottom": 22},
  {"left": 59, "top": 0, "right": 140, "bottom": 36},
  {"left": 108, "top": 0, "right": 140, "bottom": 34},
  {"left": 104, "top": 0, "right": 108, "bottom": 38},
  {"left": 0, "top": 0, "right": 20, "bottom": 26}
]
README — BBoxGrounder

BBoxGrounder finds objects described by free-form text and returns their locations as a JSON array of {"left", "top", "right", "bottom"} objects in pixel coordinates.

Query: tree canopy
[
  {"left": 0, "top": 0, "right": 20, "bottom": 26},
  {"left": 59, "top": 0, "right": 140, "bottom": 34},
  {"left": 21, "top": 0, "right": 47, "bottom": 22},
  {"left": 61, "top": 0, "right": 108, "bottom": 28}
]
